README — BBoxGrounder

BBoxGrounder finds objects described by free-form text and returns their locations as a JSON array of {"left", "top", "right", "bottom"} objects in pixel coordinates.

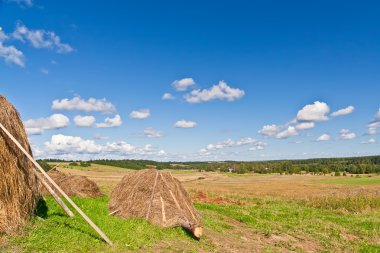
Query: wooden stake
[
  {"left": 38, "top": 174, "right": 74, "bottom": 217},
  {"left": 0, "top": 123, "right": 113, "bottom": 246}
]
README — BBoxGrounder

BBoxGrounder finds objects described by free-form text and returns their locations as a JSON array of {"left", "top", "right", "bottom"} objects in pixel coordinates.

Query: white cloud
[
  {"left": 276, "top": 126, "right": 298, "bottom": 139},
  {"left": 45, "top": 134, "right": 102, "bottom": 154},
  {"left": 52, "top": 96, "right": 116, "bottom": 114},
  {"left": 295, "top": 122, "right": 315, "bottom": 130},
  {"left": 203, "top": 137, "right": 266, "bottom": 152},
  {"left": 331, "top": 105, "right": 355, "bottom": 117},
  {"left": 259, "top": 124, "right": 280, "bottom": 137},
  {"left": 96, "top": 114, "right": 122, "bottom": 128},
  {"left": 297, "top": 101, "right": 330, "bottom": 122},
  {"left": 0, "top": 30, "right": 25, "bottom": 66},
  {"left": 42, "top": 134, "right": 167, "bottom": 159},
  {"left": 361, "top": 138, "right": 376, "bottom": 144},
  {"left": 24, "top": 114, "right": 69, "bottom": 135},
  {"left": 12, "top": 22, "right": 73, "bottom": 53},
  {"left": 367, "top": 109, "right": 380, "bottom": 135},
  {"left": 74, "top": 115, "right": 96, "bottom": 127},
  {"left": 184, "top": 81, "right": 245, "bottom": 103},
  {"left": 368, "top": 122, "right": 379, "bottom": 135},
  {"left": 339, "top": 129, "right": 356, "bottom": 140},
  {"left": 129, "top": 109, "right": 150, "bottom": 119},
  {"left": 174, "top": 120, "right": 197, "bottom": 128},
  {"left": 162, "top": 93, "right": 175, "bottom": 100},
  {"left": 144, "top": 128, "right": 163, "bottom": 138},
  {"left": 172, "top": 78, "right": 195, "bottom": 91},
  {"left": 6, "top": 0, "right": 33, "bottom": 7},
  {"left": 317, "top": 134, "right": 330, "bottom": 142}
]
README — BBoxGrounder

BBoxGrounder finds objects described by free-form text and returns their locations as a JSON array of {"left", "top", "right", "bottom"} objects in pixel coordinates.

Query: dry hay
[
  {"left": 0, "top": 95, "right": 40, "bottom": 234},
  {"left": 109, "top": 169, "right": 203, "bottom": 237},
  {"left": 42, "top": 169, "right": 103, "bottom": 198}
]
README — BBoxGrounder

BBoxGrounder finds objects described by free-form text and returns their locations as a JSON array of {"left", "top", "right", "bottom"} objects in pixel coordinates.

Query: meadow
[{"left": 1, "top": 164, "right": 379, "bottom": 252}]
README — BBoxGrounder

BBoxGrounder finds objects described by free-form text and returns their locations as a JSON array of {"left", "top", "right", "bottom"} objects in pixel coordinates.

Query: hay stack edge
[
  {"left": 0, "top": 95, "right": 40, "bottom": 234},
  {"left": 110, "top": 169, "right": 203, "bottom": 238},
  {"left": 42, "top": 169, "right": 103, "bottom": 198}
]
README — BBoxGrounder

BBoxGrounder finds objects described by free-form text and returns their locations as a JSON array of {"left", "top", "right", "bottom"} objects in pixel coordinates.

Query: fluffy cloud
[
  {"left": 0, "top": 30, "right": 25, "bottom": 66},
  {"left": 361, "top": 138, "right": 376, "bottom": 144},
  {"left": 174, "top": 120, "right": 197, "bottom": 128},
  {"left": 295, "top": 122, "right": 315, "bottom": 130},
  {"left": 144, "top": 128, "right": 163, "bottom": 138},
  {"left": 74, "top": 115, "right": 96, "bottom": 127},
  {"left": 41, "top": 134, "right": 167, "bottom": 159},
  {"left": 331, "top": 105, "right": 355, "bottom": 117},
  {"left": 12, "top": 22, "right": 73, "bottom": 53},
  {"left": 317, "top": 134, "right": 330, "bottom": 142},
  {"left": 162, "top": 93, "right": 175, "bottom": 100},
  {"left": 367, "top": 109, "right": 380, "bottom": 135},
  {"left": 259, "top": 124, "right": 280, "bottom": 137},
  {"left": 368, "top": 122, "right": 379, "bottom": 135},
  {"left": 96, "top": 114, "right": 122, "bottom": 128},
  {"left": 339, "top": 129, "right": 356, "bottom": 140},
  {"left": 24, "top": 114, "right": 69, "bottom": 135},
  {"left": 276, "top": 126, "right": 298, "bottom": 139},
  {"left": 129, "top": 109, "right": 150, "bottom": 119},
  {"left": 184, "top": 81, "right": 245, "bottom": 103},
  {"left": 203, "top": 137, "right": 266, "bottom": 152},
  {"left": 45, "top": 134, "right": 102, "bottom": 154},
  {"left": 52, "top": 96, "right": 116, "bottom": 114},
  {"left": 172, "top": 78, "right": 195, "bottom": 91},
  {"left": 297, "top": 101, "right": 330, "bottom": 121}
]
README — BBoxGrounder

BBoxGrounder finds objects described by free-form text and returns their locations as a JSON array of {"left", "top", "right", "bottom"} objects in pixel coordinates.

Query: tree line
[{"left": 39, "top": 155, "right": 380, "bottom": 174}]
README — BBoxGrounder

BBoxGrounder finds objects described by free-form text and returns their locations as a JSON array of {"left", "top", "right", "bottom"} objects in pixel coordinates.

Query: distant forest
[{"left": 41, "top": 155, "right": 380, "bottom": 174}]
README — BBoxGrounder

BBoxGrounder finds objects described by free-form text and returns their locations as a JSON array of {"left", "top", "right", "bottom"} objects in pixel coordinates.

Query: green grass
[
  {"left": 321, "top": 177, "right": 380, "bottom": 185},
  {"left": 2, "top": 196, "right": 380, "bottom": 252},
  {"left": 4, "top": 197, "right": 211, "bottom": 253}
]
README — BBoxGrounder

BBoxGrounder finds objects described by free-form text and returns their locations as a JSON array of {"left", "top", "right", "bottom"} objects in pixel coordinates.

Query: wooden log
[
  {"left": 0, "top": 123, "right": 113, "bottom": 246},
  {"left": 178, "top": 220, "right": 203, "bottom": 239}
]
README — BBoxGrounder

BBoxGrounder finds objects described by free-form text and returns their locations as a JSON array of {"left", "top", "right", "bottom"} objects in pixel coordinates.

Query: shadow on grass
[
  {"left": 35, "top": 197, "right": 48, "bottom": 218},
  {"left": 62, "top": 222, "right": 103, "bottom": 242}
]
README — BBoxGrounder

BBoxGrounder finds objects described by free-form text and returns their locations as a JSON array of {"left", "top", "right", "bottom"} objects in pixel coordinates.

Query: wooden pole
[
  {"left": 37, "top": 173, "right": 74, "bottom": 217},
  {"left": 0, "top": 123, "right": 113, "bottom": 246}
]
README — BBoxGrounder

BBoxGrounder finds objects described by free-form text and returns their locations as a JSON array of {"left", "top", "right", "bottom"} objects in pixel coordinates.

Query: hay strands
[{"left": 0, "top": 123, "right": 113, "bottom": 246}]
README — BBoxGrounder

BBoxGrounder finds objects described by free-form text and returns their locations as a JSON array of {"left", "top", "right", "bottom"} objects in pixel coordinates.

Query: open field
[{"left": 1, "top": 164, "right": 380, "bottom": 252}]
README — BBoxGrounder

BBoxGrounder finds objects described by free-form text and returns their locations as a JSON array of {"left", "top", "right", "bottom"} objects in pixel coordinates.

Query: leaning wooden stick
[
  {"left": 37, "top": 173, "right": 74, "bottom": 217},
  {"left": 0, "top": 123, "right": 113, "bottom": 246}
]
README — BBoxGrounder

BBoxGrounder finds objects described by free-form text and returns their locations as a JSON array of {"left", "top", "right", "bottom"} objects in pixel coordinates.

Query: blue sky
[{"left": 1, "top": 0, "right": 379, "bottom": 161}]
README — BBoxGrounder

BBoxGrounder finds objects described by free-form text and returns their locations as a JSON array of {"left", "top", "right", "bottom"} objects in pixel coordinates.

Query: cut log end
[
  {"left": 179, "top": 220, "right": 203, "bottom": 239},
  {"left": 192, "top": 226, "right": 203, "bottom": 239}
]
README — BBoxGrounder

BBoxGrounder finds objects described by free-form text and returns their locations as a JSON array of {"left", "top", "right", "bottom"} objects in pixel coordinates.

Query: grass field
[
  {"left": 1, "top": 164, "right": 380, "bottom": 252},
  {"left": 320, "top": 177, "right": 380, "bottom": 186}
]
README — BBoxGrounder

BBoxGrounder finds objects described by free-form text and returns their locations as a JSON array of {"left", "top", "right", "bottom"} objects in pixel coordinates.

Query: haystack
[
  {"left": 42, "top": 169, "right": 103, "bottom": 198},
  {"left": 0, "top": 95, "right": 40, "bottom": 234},
  {"left": 109, "top": 169, "right": 203, "bottom": 238}
]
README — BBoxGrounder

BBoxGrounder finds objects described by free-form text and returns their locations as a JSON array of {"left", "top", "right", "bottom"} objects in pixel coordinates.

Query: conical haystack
[
  {"left": 42, "top": 169, "right": 103, "bottom": 198},
  {"left": 0, "top": 95, "right": 40, "bottom": 233},
  {"left": 109, "top": 169, "right": 203, "bottom": 238}
]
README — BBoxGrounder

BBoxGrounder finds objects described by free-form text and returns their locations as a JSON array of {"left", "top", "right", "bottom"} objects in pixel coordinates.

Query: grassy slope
[{"left": 3, "top": 195, "right": 380, "bottom": 253}]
